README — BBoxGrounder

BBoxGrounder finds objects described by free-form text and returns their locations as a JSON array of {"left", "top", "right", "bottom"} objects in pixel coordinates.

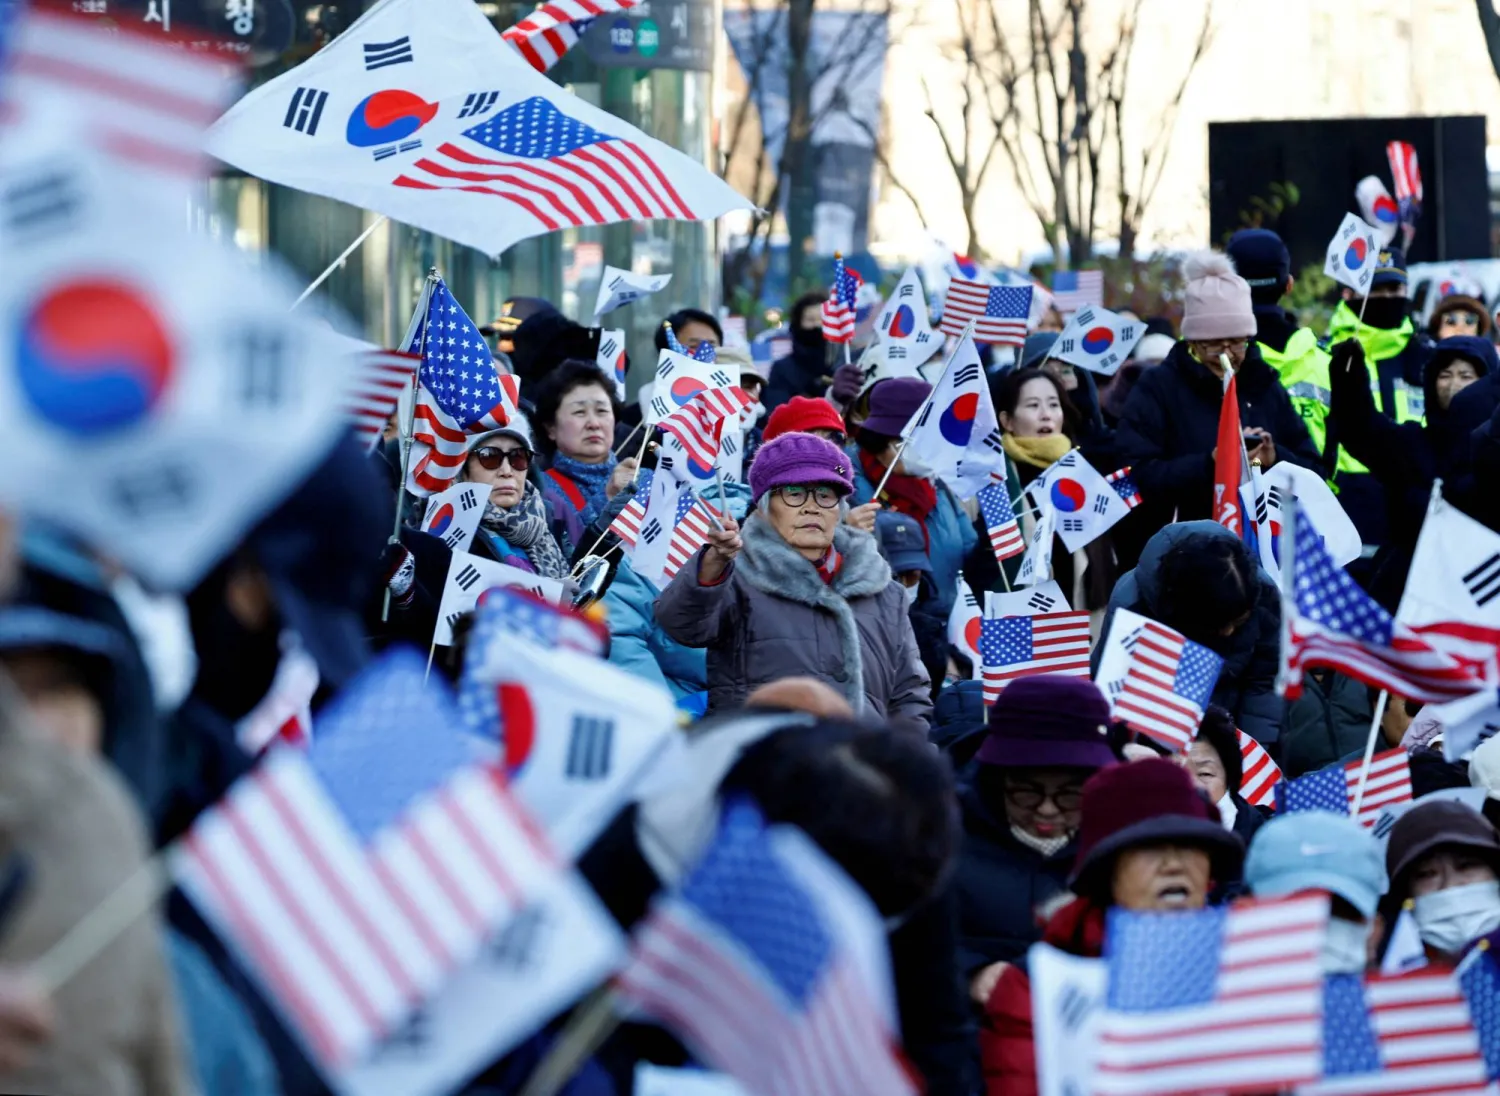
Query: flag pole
[
  {"left": 1274, "top": 491, "right": 1300, "bottom": 699},
  {"left": 290, "top": 215, "right": 389, "bottom": 310},
  {"left": 383, "top": 270, "right": 439, "bottom": 622},
  {"left": 31, "top": 853, "right": 171, "bottom": 995},
  {"left": 572, "top": 426, "right": 658, "bottom": 573},
  {"left": 871, "top": 320, "right": 975, "bottom": 501},
  {"left": 1350, "top": 691, "right": 1390, "bottom": 818}
]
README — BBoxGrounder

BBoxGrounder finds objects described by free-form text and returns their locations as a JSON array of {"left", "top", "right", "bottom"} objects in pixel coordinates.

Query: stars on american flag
[
  {"left": 421, "top": 284, "right": 503, "bottom": 425},
  {"left": 463, "top": 96, "right": 610, "bottom": 160}
]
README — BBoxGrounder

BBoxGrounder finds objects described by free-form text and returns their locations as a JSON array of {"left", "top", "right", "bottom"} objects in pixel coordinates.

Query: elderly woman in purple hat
[
  {"left": 848, "top": 376, "right": 977, "bottom": 619},
  {"left": 654, "top": 432, "right": 932, "bottom": 733},
  {"left": 954, "top": 676, "right": 1119, "bottom": 1005}
]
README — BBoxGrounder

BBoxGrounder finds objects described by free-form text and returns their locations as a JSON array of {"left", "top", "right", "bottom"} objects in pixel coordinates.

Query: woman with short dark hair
[{"left": 529, "top": 360, "right": 635, "bottom": 528}]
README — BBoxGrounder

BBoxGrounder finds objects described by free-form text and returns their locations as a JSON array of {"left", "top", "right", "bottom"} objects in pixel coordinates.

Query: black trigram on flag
[
  {"left": 710, "top": 369, "right": 733, "bottom": 388},
  {"left": 656, "top": 357, "right": 675, "bottom": 379},
  {"left": 113, "top": 464, "right": 195, "bottom": 519},
  {"left": 454, "top": 563, "right": 482, "bottom": 592},
  {"left": 457, "top": 90, "right": 500, "bottom": 119},
  {"left": 488, "top": 906, "right": 547, "bottom": 971},
  {"left": 363, "top": 36, "right": 413, "bottom": 70},
  {"left": 1057, "top": 983, "right": 1094, "bottom": 1032},
  {"left": 897, "top": 282, "right": 916, "bottom": 299},
  {"left": 566, "top": 715, "right": 613, "bottom": 779},
  {"left": 600, "top": 334, "right": 620, "bottom": 358},
  {"left": 721, "top": 433, "right": 739, "bottom": 456},
  {"left": 649, "top": 395, "right": 671, "bottom": 420},
  {"left": 915, "top": 403, "right": 935, "bottom": 429},
  {"left": 1061, "top": 516, "right": 1084, "bottom": 533},
  {"left": 373, "top": 140, "right": 421, "bottom": 162},
  {"left": 1464, "top": 554, "right": 1500, "bottom": 607},
  {"left": 953, "top": 362, "right": 981, "bottom": 387},
  {"left": 1026, "top": 592, "right": 1057, "bottom": 612},
  {"left": 1058, "top": 338, "right": 1076, "bottom": 355},
  {"left": 1092, "top": 494, "right": 1111, "bottom": 514},
  {"left": 441, "top": 527, "right": 466, "bottom": 549},
  {"left": 282, "top": 87, "right": 328, "bottom": 135},
  {"left": 3, "top": 164, "right": 83, "bottom": 240},
  {"left": 230, "top": 327, "right": 290, "bottom": 409},
  {"left": 459, "top": 488, "right": 480, "bottom": 511},
  {"left": 640, "top": 519, "right": 664, "bottom": 544},
  {"left": 978, "top": 429, "right": 1005, "bottom": 455}
]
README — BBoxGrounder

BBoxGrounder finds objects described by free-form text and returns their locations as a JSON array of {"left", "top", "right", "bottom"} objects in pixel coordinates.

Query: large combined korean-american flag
[
  {"left": 1112, "top": 620, "right": 1223, "bottom": 752},
  {"left": 173, "top": 649, "right": 559, "bottom": 1070},
  {"left": 615, "top": 800, "right": 919, "bottom": 1096},
  {"left": 939, "top": 279, "right": 1031, "bottom": 346},
  {"left": 404, "top": 277, "right": 521, "bottom": 495},
  {"left": 1300, "top": 970, "right": 1492, "bottom": 1096},
  {"left": 204, "top": 0, "right": 752, "bottom": 257},
  {"left": 822, "top": 254, "right": 860, "bottom": 343},
  {"left": 1275, "top": 747, "right": 1412, "bottom": 828},
  {"left": 1092, "top": 894, "right": 1330, "bottom": 1096},
  {"left": 978, "top": 612, "right": 1092, "bottom": 705},
  {"left": 1281, "top": 501, "right": 1487, "bottom": 703},
  {"left": 501, "top": 0, "right": 637, "bottom": 72}
]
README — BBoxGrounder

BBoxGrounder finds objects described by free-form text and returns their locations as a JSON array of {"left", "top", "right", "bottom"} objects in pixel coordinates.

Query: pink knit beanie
[{"left": 1180, "top": 250, "right": 1256, "bottom": 341}]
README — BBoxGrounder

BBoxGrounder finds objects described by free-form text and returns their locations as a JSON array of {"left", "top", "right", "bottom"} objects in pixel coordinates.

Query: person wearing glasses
[
  {"left": 1426, "top": 291, "right": 1491, "bottom": 342},
  {"left": 460, "top": 417, "right": 573, "bottom": 580},
  {"left": 953, "top": 676, "right": 1118, "bottom": 1008},
  {"left": 654, "top": 432, "right": 933, "bottom": 734},
  {"left": 1114, "top": 249, "right": 1320, "bottom": 569}
]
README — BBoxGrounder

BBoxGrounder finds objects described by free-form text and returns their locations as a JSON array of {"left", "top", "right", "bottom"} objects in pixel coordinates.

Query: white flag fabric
[
  {"left": 594, "top": 265, "right": 671, "bottom": 318},
  {"left": 1252, "top": 461, "right": 1360, "bottom": 585},
  {"left": 872, "top": 267, "right": 942, "bottom": 371},
  {"left": 597, "top": 328, "right": 628, "bottom": 401},
  {"left": 0, "top": 135, "right": 356, "bottom": 590},
  {"left": 1424, "top": 688, "right": 1500, "bottom": 762},
  {"left": 986, "top": 581, "right": 1071, "bottom": 620},
  {"left": 205, "top": 0, "right": 752, "bottom": 256},
  {"left": 1025, "top": 449, "right": 1131, "bottom": 553},
  {"left": 420, "top": 482, "right": 488, "bottom": 555},
  {"left": 1397, "top": 492, "right": 1500, "bottom": 676},
  {"left": 948, "top": 577, "right": 983, "bottom": 675},
  {"left": 1016, "top": 505, "right": 1056, "bottom": 587},
  {"left": 1030, "top": 943, "right": 1106, "bottom": 1096},
  {"left": 1092, "top": 607, "right": 1153, "bottom": 705},
  {"left": 1051, "top": 305, "right": 1145, "bottom": 377},
  {"left": 435, "top": 552, "right": 563, "bottom": 645},
  {"left": 1324, "top": 212, "right": 1381, "bottom": 296},
  {"left": 1355, "top": 175, "right": 1401, "bottom": 246},
  {"left": 630, "top": 471, "right": 689, "bottom": 589},
  {"left": 645, "top": 349, "right": 739, "bottom": 426},
  {"left": 900, "top": 333, "right": 1005, "bottom": 500}
]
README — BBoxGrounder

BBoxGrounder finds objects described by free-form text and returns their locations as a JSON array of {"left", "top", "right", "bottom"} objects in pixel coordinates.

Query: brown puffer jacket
[
  {"left": 654, "top": 513, "right": 932, "bottom": 734},
  {"left": 0, "top": 681, "right": 193, "bottom": 1096}
]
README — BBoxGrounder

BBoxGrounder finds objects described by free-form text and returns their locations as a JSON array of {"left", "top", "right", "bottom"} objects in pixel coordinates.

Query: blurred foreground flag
[
  {"left": 174, "top": 649, "right": 564, "bottom": 1073},
  {"left": 205, "top": 0, "right": 751, "bottom": 256},
  {"left": 1324, "top": 213, "right": 1381, "bottom": 297},
  {"left": 1092, "top": 894, "right": 1329, "bottom": 1096},
  {"left": 1355, "top": 175, "right": 1401, "bottom": 247},
  {"left": 616, "top": 800, "right": 919, "bottom": 1096}
]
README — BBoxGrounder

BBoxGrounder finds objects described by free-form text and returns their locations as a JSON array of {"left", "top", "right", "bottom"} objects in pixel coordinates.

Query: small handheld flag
[
  {"left": 939, "top": 279, "right": 1031, "bottom": 346},
  {"left": 1388, "top": 140, "right": 1422, "bottom": 249},
  {"left": 1026, "top": 449, "right": 1133, "bottom": 553},
  {"left": 1050, "top": 269, "right": 1103, "bottom": 314},
  {"left": 1275, "top": 747, "right": 1411, "bottom": 827},
  {"left": 420, "top": 481, "right": 487, "bottom": 554},
  {"left": 872, "top": 266, "right": 942, "bottom": 370},
  {"left": 1112, "top": 620, "right": 1223, "bottom": 752},
  {"left": 1355, "top": 175, "right": 1401, "bottom": 247},
  {"left": 608, "top": 469, "right": 717, "bottom": 588},
  {"left": 1238, "top": 730, "right": 1282, "bottom": 809},
  {"left": 979, "top": 612, "right": 1093, "bottom": 705},
  {"left": 1106, "top": 467, "right": 1141, "bottom": 509},
  {"left": 947, "top": 577, "right": 983, "bottom": 673},
  {"left": 593, "top": 264, "right": 670, "bottom": 318},
  {"left": 1051, "top": 305, "right": 1142, "bottom": 376},
  {"left": 899, "top": 331, "right": 1006, "bottom": 499},
  {"left": 347, "top": 350, "right": 420, "bottom": 451},
  {"left": 978, "top": 482, "right": 1025, "bottom": 563},
  {"left": 1324, "top": 213, "right": 1382, "bottom": 297},
  {"left": 820, "top": 254, "right": 859, "bottom": 344}
]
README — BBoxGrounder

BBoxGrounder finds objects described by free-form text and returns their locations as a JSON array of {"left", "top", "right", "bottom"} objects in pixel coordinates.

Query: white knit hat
[{"left": 1180, "top": 250, "right": 1256, "bottom": 341}]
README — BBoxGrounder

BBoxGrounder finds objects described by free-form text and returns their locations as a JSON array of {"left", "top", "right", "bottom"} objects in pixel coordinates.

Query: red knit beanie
[{"left": 763, "top": 396, "right": 847, "bottom": 442}]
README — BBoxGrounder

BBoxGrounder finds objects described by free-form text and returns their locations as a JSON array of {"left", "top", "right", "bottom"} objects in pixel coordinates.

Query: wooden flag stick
[
  {"left": 516, "top": 985, "right": 625, "bottom": 1096},
  {"left": 30, "top": 853, "right": 171, "bottom": 996}
]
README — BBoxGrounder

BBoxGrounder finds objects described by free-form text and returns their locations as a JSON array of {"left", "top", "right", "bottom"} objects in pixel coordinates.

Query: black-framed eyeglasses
[
  {"left": 1193, "top": 338, "right": 1250, "bottom": 355},
  {"left": 473, "top": 446, "right": 532, "bottom": 472},
  {"left": 1004, "top": 783, "right": 1084, "bottom": 812},
  {"left": 775, "top": 484, "right": 842, "bottom": 509}
]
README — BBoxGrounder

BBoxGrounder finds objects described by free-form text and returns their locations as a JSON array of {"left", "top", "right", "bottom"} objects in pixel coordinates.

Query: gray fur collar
[{"left": 736, "top": 515, "right": 893, "bottom": 714}]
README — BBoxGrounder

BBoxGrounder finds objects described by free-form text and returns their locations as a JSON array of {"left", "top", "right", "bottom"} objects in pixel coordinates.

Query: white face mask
[
  {"left": 899, "top": 453, "right": 934, "bottom": 478},
  {"left": 1412, "top": 880, "right": 1500, "bottom": 955},
  {"left": 1321, "top": 917, "right": 1371, "bottom": 974},
  {"left": 903, "top": 582, "right": 919, "bottom": 606}
]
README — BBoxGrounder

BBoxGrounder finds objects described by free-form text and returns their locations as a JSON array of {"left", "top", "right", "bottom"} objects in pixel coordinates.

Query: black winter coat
[
  {"left": 1114, "top": 341, "right": 1321, "bottom": 567},
  {"left": 762, "top": 341, "right": 832, "bottom": 416},
  {"left": 953, "top": 786, "right": 1074, "bottom": 976}
]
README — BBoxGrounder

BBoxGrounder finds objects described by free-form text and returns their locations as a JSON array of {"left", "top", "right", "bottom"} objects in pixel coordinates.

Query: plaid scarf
[{"left": 815, "top": 544, "right": 842, "bottom": 585}]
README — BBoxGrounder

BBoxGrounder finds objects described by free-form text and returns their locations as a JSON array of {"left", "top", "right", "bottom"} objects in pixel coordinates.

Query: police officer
[{"left": 1324, "top": 246, "right": 1434, "bottom": 549}]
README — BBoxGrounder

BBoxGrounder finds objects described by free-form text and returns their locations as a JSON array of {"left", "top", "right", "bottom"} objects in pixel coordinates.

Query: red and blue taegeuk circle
[
  {"left": 670, "top": 376, "right": 706, "bottom": 406},
  {"left": 427, "top": 504, "right": 455, "bottom": 536},
  {"left": 496, "top": 681, "right": 536, "bottom": 778},
  {"left": 1372, "top": 195, "right": 1400, "bottom": 224},
  {"left": 938, "top": 393, "right": 979, "bottom": 446},
  {"left": 887, "top": 304, "right": 915, "bottom": 339},
  {"left": 964, "top": 616, "right": 982, "bottom": 653},
  {"left": 1081, "top": 326, "right": 1114, "bottom": 355},
  {"left": 15, "top": 279, "right": 174, "bottom": 437},
  {"left": 1050, "top": 477, "right": 1087, "bottom": 512},
  {"left": 1344, "top": 238, "right": 1369, "bottom": 270},
  {"left": 345, "top": 89, "right": 439, "bottom": 147}
]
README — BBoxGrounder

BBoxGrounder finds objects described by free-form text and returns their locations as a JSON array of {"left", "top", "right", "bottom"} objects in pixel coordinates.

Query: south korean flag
[
  {"left": 1051, "top": 305, "right": 1144, "bottom": 377},
  {"left": 421, "top": 482, "right": 487, "bottom": 554},
  {"left": 1025, "top": 449, "right": 1131, "bottom": 553}
]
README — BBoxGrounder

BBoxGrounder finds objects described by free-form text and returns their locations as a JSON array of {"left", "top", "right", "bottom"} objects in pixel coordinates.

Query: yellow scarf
[{"left": 1002, "top": 433, "right": 1073, "bottom": 469}]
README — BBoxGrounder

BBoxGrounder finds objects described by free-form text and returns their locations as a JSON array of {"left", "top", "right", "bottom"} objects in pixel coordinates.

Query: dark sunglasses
[{"left": 472, "top": 446, "right": 532, "bottom": 471}]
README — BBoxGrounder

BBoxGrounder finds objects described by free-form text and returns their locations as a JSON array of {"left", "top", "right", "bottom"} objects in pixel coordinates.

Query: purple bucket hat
[
  {"left": 861, "top": 377, "right": 932, "bottom": 436},
  {"left": 747, "top": 432, "right": 855, "bottom": 504},
  {"left": 976, "top": 675, "right": 1119, "bottom": 770}
]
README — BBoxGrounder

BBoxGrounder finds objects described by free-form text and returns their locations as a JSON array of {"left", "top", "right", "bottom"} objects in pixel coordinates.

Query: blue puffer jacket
[
  {"left": 602, "top": 479, "right": 753, "bottom": 705},
  {"left": 1098, "top": 520, "right": 1285, "bottom": 746},
  {"left": 849, "top": 455, "right": 977, "bottom": 619}
]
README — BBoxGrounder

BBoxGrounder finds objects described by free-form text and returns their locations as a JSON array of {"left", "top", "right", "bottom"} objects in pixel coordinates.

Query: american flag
[
  {"left": 978, "top": 612, "right": 1092, "bottom": 705},
  {"left": 939, "top": 280, "right": 1031, "bottom": 346},
  {"left": 1093, "top": 894, "right": 1330, "bottom": 1096},
  {"left": 501, "top": 0, "right": 638, "bottom": 72},
  {"left": 395, "top": 96, "right": 695, "bottom": 230},
  {"left": 346, "top": 350, "right": 419, "bottom": 452},
  {"left": 1387, "top": 140, "right": 1423, "bottom": 212},
  {"left": 406, "top": 277, "right": 522, "bottom": 496},
  {"left": 1051, "top": 269, "right": 1104, "bottom": 313},
  {"left": 664, "top": 321, "right": 717, "bottom": 363},
  {"left": 659, "top": 387, "right": 753, "bottom": 468},
  {"left": 608, "top": 469, "right": 716, "bottom": 583},
  {"left": 1107, "top": 467, "right": 1142, "bottom": 509},
  {"left": 1281, "top": 503, "right": 1485, "bottom": 703},
  {"left": 821, "top": 254, "right": 859, "bottom": 343},
  {"left": 1113, "top": 621, "right": 1224, "bottom": 752},
  {"left": 173, "top": 650, "right": 559, "bottom": 1069},
  {"left": 1458, "top": 943, "right": 1500, "bottom": 1079},
  {"left": 977, "top": 482, "right": 1024, "bottom": 562},
  {"left": 615, "top": 800, "right": 919, "bottom": 1096},
  {"left": 1301, "top": 971, "right": 1490, "bottom": 1096},
  {"left": 0, "top": 4, "right": 239, "bottom": 181},
  {"left": 1275, "top": 747, "right": 1411, "bottom": 827},
  {"left": 1238, "top": 729, "right": 1282, "bottom": 809}
]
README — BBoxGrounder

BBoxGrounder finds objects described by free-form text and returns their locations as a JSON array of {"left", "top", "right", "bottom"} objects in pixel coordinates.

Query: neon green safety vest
[
  {"left": 1258, "top": 327, "right": 1360, "bottom": 475},
  {"left": 1326, "top": 300, "right": 1427, "bottom": 426}
]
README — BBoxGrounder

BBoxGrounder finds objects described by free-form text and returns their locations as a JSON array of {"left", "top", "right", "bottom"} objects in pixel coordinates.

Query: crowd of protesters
[{"left": 11, "top": 227, "right": 1500, "bottom": 1096}]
